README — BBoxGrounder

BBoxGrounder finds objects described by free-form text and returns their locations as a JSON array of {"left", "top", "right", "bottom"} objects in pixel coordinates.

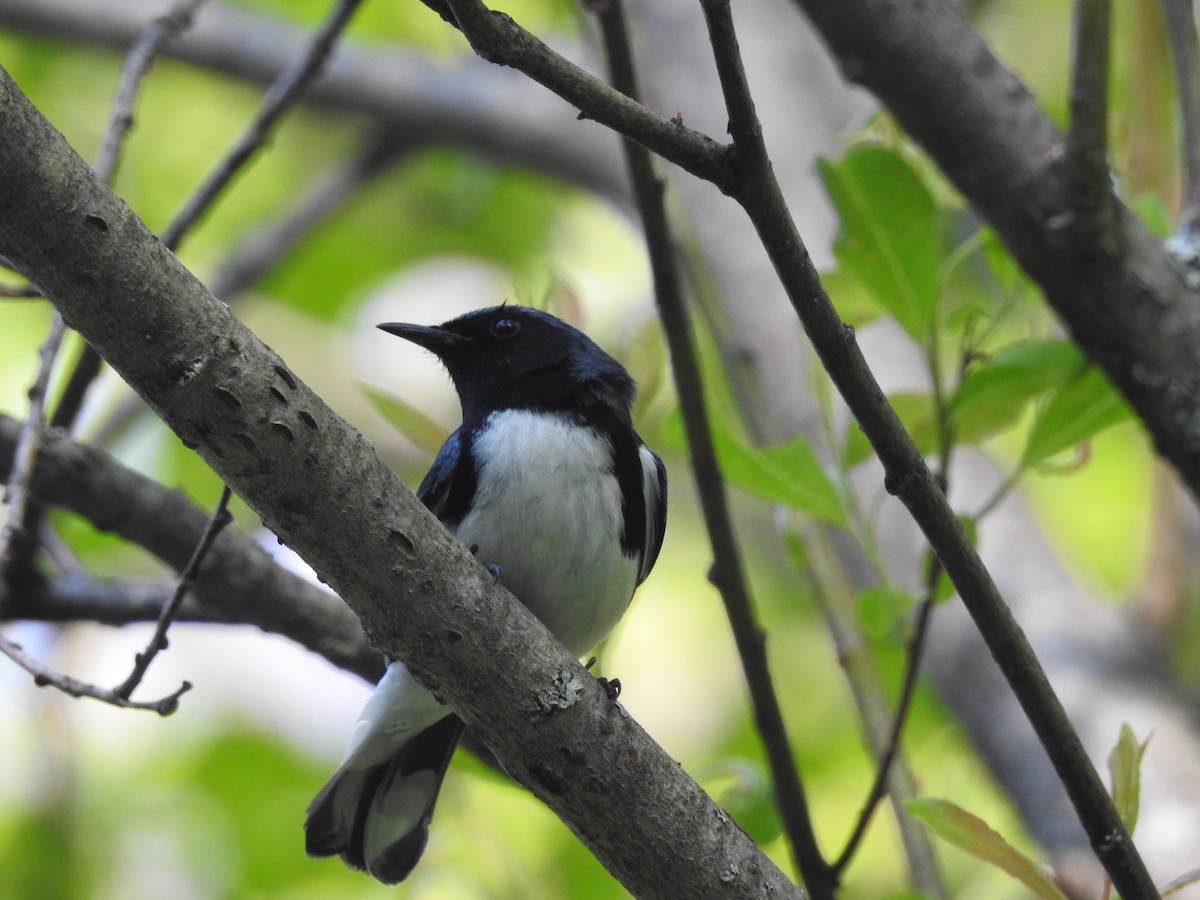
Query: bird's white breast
[{"left": 453, "top": 409, "right": 638, "bottom": 655}]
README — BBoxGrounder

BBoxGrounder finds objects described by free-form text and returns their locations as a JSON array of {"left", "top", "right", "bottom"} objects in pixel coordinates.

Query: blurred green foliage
[{"left": 0, "top": 0, "right": 1181, "bottom": 897}]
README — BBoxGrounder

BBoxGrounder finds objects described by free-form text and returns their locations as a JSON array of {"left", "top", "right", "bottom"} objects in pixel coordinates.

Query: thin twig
[
  {"left": 1065, "top": 0, "right": 1115, "bottom": 245},
  {"left": 0, "top": 631, "right": 190, "bottom": 715},
  {"left": 833, "top": 591, "right": 935, "bottom": 877},
  {"left": 113, "top": 484, "right": 233, "bottom": 700},
  {"left": 46, "top": 0, "right": 208, "bottom": 431},
  {"left": 207, "top": 132, "right": 408, "bottom": 299},
  {"left": 1161, "top": 0, "right": 1200, "bottom": 219},
  {"left": 49, "top": 0, "right": 363, "bottom": 435},
  {"left": 793, "top": 519, "right": 943, "bottom": 894},
  {"left": 11, "top": 1, "right": 208, "bottom": 583},
  {"left": 159, "top": 0, "right": 367, "bottom": 252},
  {"left": 0, "top": 314, "right": 66, "bottom": 578},
  {"left": 586, "top": 0, "right": 829, "bottom": 893},
  {"left": 94, "top": 0, "right": 209, "bottom": 183},
  {"left": 431, "top": 0, "right": 735, "bottom": 191},
  {"left": 436, "top": 0, "right": 1158, "bottom": 891}
]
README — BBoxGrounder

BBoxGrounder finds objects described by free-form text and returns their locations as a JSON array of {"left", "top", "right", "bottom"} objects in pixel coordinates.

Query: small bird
[{"left": 305, "top": 305, "right": 667, "bottom": 883}]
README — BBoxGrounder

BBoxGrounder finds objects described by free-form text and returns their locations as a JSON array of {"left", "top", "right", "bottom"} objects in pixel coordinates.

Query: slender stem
[
  {"left": 1065, "top": 0, "right": 1116, "bottom": 245},
  {"left": 1161, "top": 0, "right": 1200, "bottom": 230},
  {"left": 49, "top": 0, "right": 366, "bottom": 436},
  {"left": 160, "top": 0, "right": 367, "bottom": 251},
  {"left": 587, "top": 0, "right": 829, "bottom": 893},
  {"left": 833, "top": 592, "right": 935, "bottom": 876},
  {"left": 113, "top": 485, "right": 233, "bottom": 700},
  {"left": 0, "top": 631, "right": 190, "bottom": 715},
  {"left": 433, "top": 0, "right": 736, "bottom": 191},
  {"left": 94, "top": 0, "right": 209, "bottom": 184},
  {"left": 794, "top": 520, "right": 943, "bottom": 894},
  {"left": 48, "top": 0, "right": 208, "bottom": 430},
  {"left": 0, "top": 314, "right": 66, "bottom": 579}
]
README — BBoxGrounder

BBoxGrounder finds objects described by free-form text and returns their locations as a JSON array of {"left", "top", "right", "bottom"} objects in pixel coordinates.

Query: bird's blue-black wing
[{"left": 416, "top": 428, "right": 478, "bottom": 528}]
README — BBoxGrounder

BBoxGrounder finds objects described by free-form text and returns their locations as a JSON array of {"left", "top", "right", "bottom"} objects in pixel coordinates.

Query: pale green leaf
[
  {"left": 359, "top": 382, "right": 449, "bottom": 457},
  {"left": 818, "top": 147, "right": 942, "bottom": 340},
  {"left": 906, "top": 798, "right": 1068, "bottom": 900},
  {"left": 1021, "top": 368, "right": 1134, "bottom": 468},
  {"left": 664, "top": 410, "right": 847, "bottom": 528},
  {"left": 1107, "top": 724, "right": 1151, "bottom": 837},
  {"left": 952, "top": 340, "right": 1086, "bottom": 440}
]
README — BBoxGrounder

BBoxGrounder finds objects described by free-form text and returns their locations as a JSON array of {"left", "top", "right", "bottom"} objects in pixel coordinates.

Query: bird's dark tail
[{"left": 305, "top": 713, "right": 466, "bottom": 884}]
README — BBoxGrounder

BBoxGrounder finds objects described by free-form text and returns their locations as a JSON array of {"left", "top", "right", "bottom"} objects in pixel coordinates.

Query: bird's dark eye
[{"left": 490, "top": 317, "right": 521, "bottom": 339}]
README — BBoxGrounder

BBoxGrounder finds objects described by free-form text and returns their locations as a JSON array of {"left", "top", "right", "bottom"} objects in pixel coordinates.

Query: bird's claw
[{"left": 598, "top": 677, "right": 622, "bottom": 702}]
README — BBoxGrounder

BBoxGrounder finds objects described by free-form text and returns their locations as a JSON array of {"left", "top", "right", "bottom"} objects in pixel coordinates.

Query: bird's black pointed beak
[{"left": 377, "top": 322, "right": 468, "bottom": 357}]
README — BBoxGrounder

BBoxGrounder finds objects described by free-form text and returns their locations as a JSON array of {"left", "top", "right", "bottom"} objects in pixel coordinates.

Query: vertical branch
[
  {"left": 1161, "top": 0, "right": 1200, "bottom": 279},
  {"left": 1065, "top": 0, "right": 1116, "bottom": 244},
  {"left": 699, "top": 1, "right": 1158, "bottom": 895},
  {"left": 586, "top": 0, "right": 831, "bottom": 895}
]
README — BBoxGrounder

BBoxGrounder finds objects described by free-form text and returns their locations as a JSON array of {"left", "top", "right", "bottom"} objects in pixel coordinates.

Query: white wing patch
[{"left": 638, "top": 444, "right": 666, "bottom": 584}]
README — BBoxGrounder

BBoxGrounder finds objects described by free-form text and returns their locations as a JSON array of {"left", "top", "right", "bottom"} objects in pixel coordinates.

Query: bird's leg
[
  {"left": 584, "top": 656, "right": 622, "bottom": 702},
  {"left": 468, "top": 544, "right": 504, "bottom": 582}
]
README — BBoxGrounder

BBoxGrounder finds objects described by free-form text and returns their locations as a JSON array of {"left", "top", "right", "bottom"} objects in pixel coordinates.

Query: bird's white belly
[{"left": 453, "top": 409, "right": 638, "bottom": 654}]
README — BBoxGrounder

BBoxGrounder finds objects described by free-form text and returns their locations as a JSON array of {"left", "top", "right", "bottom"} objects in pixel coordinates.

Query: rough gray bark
[{"left": 0, "top": 65, "right": 798, "bottom": 900}]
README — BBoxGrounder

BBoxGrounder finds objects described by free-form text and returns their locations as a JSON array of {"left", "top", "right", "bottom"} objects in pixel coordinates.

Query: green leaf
[
  {"left": 855, "top": 585, "right": 915, "bottom": 638},
  {"left": 1021, "top": 367, "right": 1134, "bottom": 468},
  {"left": 818, "top": 147, "right": 942, "bottom": 340},
  {"left": 819, "top": 268, "right": 886, "bottom": 330},
  {"left": 359, "top": 382, "right": 450, "bottom": 456},
  {"left": 1108, "top": 724, "right": 1151, "bottom": 837},
  {"left": 664, "top": 410, "right": 847, "bottom": 527},
  {"left": 952, "top": 340, "right": 1087, "bottom": 441},
  {"left": 978, "top": 227, "right": 1034, "bottom": 299},
  {"left": 906, "top": 798, "right": 1068, "bottom": 900}
]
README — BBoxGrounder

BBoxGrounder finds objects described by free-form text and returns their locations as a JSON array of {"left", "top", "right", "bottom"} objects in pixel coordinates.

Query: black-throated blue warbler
[{"left": 305, "top": 305, "right": 668, "bottom": 883}]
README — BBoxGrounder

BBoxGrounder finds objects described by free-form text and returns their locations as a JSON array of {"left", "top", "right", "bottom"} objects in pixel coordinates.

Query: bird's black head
[{"left": 378, "top": 306, "right": 636, "bottom": 421}]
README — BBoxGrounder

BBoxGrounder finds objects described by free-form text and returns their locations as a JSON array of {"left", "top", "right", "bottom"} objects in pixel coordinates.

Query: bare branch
[
  {"left": 160, "top": 0, "right": 366, "bottom": 252},
  {"left": 94, "top": 0, "right": 208, "bottom": 183},
  {"left": 433, "top": 0, "right": 735, "bottom": 190},
  {"left": 112, "top": 485, "right": 232, "bottom": 700},
  {"left": 0, "top": 630, "right": 191, "bottom": 715},
  {"left": 0, "top": 414, "right": 384, "bottom": 685},
  {"left": 0, "top": 572, "right": 219, "bottom": 625},
  {"left": 588, "top": 0, "right": 824, "bottom": 893},
  {"left": 697, "top": 0, "right": 1157, "bottom": 895},
  {"left": 0, "top": 0, "right": 631, "bottom": 201}
]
